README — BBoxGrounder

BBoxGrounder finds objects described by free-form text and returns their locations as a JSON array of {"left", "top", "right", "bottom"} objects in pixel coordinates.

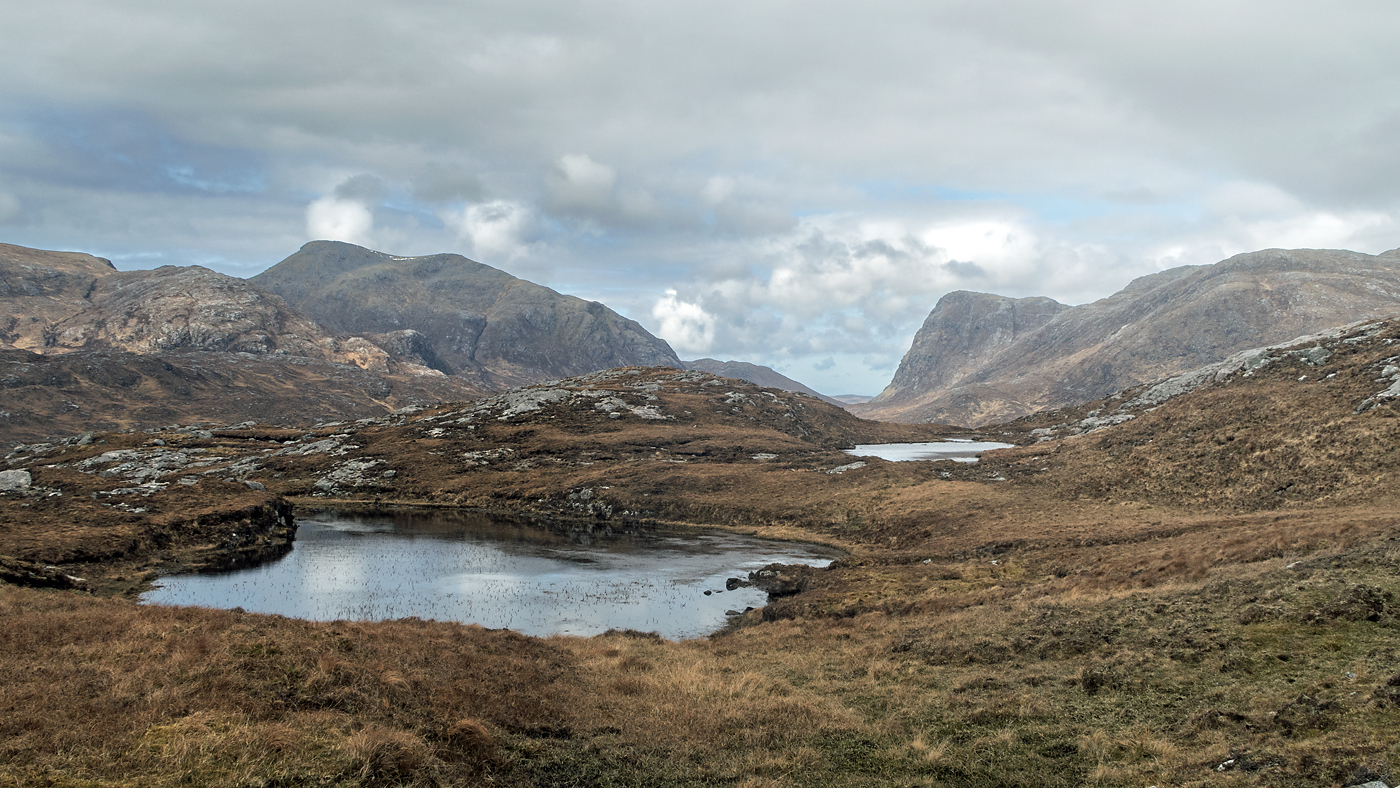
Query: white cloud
[
  {"left": 1203, "top": 180, "right": 1302, "bottom": 217},
  {"left": 443, "top": 199, "right": 536, "bottom": 263},
  {"left": 305, "top": 196, "right": 373, "bottom": 246},
  {"left": 647, "top": 216, "right": 1044, "bottom": 371},
  {"left": 702, "top": 176, "right": 735, "bottom": 205},
  {"left": 1139, "top": 181, "right": 1400, "bottom": 270},
  {"left": 651, "top": 289, "right": 716, "bottom": 356}
]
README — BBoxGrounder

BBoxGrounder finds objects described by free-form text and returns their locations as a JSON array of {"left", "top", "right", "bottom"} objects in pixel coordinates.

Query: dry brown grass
[
  {"left": 0, "top": 588, "right": 578, "bottom": 786},
  {"left": 6, "top": 510, "right": 1400, "bottom": 786},
  {"left": 4, "top": 334, "right": 1400, "bottom": 785}
]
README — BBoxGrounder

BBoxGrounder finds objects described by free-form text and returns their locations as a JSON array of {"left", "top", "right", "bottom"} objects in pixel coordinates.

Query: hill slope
[
  {"left": 252, "top": 241, "right": 684, "bottom": 390},
  {"left": 6, "top": 322, "right": 1400, "bottom": 786},
  {"left": 0, "top": 243, "right": 117, "bottom": 351},
  {"left": 857, "top": 247, "right": 1400, "bottom": 426},
  {"left": 681, "top": 358, "right": 843, "bottom": 405}
]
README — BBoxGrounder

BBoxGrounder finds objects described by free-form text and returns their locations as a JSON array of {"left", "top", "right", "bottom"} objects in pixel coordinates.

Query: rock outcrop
[
  {"left": 45, "top": 265, "right": 337, "bottom": 358},
  {"left": 252, "top": 241, "right": 684, "bottom": 390},
  {"left": 856, "top": 247, "right": 1400, "bottom": 426},
  {"left": 0, "top": 243, "right": 117, "bottom": 351}
]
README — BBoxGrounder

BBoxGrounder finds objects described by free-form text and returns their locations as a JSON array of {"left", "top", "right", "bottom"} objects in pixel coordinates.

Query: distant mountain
[
  {"left": 252, "top": 241, "right": 683, "bottom": 390},
  {"left": 855, "top": 247, "right": 1400, "bottom": 426},
  {"left": 0, "top": 240, "right": 841, "bottom": 443},
  {"left": 44, "top": 265, "right": 340, "bottom": 358},
  {"left": 680, "top": 358, "right": 843, "bottom": 405},
  {"left": 0, "top": 347, "right": 485, "bottom": 445},
  {"left": 0, "top": 243, "right": 117, "bottom": 351}
]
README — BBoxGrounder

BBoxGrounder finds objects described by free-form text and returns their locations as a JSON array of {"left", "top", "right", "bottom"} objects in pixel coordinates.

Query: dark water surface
[{"left": 141, "top": 510, "right": 840, "bottom": 640}]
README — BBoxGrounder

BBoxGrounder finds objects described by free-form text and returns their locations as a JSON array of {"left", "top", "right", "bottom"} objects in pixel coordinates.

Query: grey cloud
[
  {"left": 411, "top": 165, "right": 484, "bottom": 204},
  {"left": 1, "top": 0, "right": 1398, "bottom": 392},
  {"left": 942, "top": 260, "right": 986, "bottom": 278},
  {"left": 333, "top": 174, "right": 388, "bottom": 204}
]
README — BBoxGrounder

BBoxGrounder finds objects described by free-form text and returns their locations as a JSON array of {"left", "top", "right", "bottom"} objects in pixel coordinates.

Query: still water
[
  {"left": 845, "top": 439, "right": 1015, "bottom": 463},
  {"left": 141, "top": 510, "right": 840, "bottom": 640}
]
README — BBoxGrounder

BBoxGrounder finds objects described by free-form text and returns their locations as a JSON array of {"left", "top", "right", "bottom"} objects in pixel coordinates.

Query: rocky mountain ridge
[
  {"left": 251, "top": 241, "right": 684, "bottom": 391},
  {"left": 0, "top": 241, "right": 837, "bottom": 443},
  {"left": 0, "top": 243, "right": 118, "bottom": 351},
  {"left": 856, "top": 246, "right": 1400, "bottom": 426}
]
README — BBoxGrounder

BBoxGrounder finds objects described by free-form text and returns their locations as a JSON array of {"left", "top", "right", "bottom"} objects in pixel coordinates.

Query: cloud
[
  {"left": 442, "top": 199, "right": 536, "bottom": 263},
  {"left": 333, "top": 173, "right": 388, "bottom": 203},
  {"left": 306, "top": 196, "right": 373, "bottom": 245},
  {"left": 648, "top": 216, "right": 1041, "bottom": 368},
  {"left": 411, "top": 164, "right": 483, "bottom": 204},
  {"left": 550, "top": 154, "right": 615, "bottom": 211},
  {"left": 651, "top": 289, "right": 716, "bottom": 356},
  {"left": 2, "top": 0, "right": 1399, "bottom": 393},
  {"left": 541, "top": 153, "right": 684, "bottom": 230}
]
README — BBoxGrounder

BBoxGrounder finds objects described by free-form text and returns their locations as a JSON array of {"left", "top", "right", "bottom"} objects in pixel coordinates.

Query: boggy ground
[{"left": 3, "top": 321, "right": 1400, "bottom": 786}]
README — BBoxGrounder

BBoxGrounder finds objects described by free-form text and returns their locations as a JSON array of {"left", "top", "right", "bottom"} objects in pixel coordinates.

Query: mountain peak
[
  {"left": 254, "top": 242, "right": 680, "bottom": 390},
  {"left": 858, "top": 246, "right": 1400, "bottom": 426}
]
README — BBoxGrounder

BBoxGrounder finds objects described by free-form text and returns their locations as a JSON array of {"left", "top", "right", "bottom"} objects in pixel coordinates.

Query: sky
[{"left": 2, "top": 1, "right": 1398, "bottom": 395}]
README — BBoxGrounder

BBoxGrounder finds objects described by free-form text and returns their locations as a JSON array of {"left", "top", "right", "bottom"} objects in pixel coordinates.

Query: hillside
[
  {"left": 682, "top": 357, "right": 845, "bottom": 405},
  {"left": 0, "top": 242, "right": 118, "bottom": 351},
  {"left": 857, "top": 246, "right": 1400, "bottom": 426},
  {"left": 1, "top": 242, "right": 850, "bottom": 444},
  {"left": 0, "top": 347, "right": 486, "bottom": 446},
  {"left": 251, "top": 241, "right": 684, "bottom": 390},
  {"left": 4, "top": 323, "right": 1400, "bottom": 784}
]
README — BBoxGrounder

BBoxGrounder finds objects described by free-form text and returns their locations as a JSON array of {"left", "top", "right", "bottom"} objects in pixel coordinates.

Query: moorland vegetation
[{"left": 2, "top": 319, "right": 1400, "bottom": 786}]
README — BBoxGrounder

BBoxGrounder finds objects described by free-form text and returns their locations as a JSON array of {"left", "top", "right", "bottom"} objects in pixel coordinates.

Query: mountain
[
  {"left": 0, "top": 346, "right": 485, "bottom": 445},
  {"left": 0, "top": 243, "right": 117, "bottom": 351},
  {"left": 0, "top": 244, "right": 491, "bottom": 444},
  {"left": 0, "top": 241, "right": 840, "bottom": 443},
  {"left": 855, "top": 246, "right": 1400, "bottom": 426},
  {"left": 251, "top": 241, "right": 684, "bottom": 390},
  {"left": 680, "top": 358, "right": 844, "bottom": 406},
  {"left": 44, "top": 264, "right": 341, "bottom": 358}
]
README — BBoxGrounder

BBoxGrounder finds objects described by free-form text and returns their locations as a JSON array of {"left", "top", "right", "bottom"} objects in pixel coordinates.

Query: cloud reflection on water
[{"left": 142, "top": 510, "right": 840, "bottom": 640}]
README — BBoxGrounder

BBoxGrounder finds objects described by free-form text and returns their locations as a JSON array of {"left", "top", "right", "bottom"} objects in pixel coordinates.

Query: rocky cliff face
[
  {"left": 869, "top": 292, "right": 1067, "bottom": 407},
  {"left": 0, "top": 244, "right": 490, "bottom": 443},
  {"left": 45, "top": 265, "right": 338, "bottom": 358},
  {"left": 0, "top": 243, "right": 117, "bottom": 351},
  {"left": 856, "top": 247, "right": 1400, "bottom": 426},
  {"left": 252, "top": 241, "right": 683, "bottom": 390}
]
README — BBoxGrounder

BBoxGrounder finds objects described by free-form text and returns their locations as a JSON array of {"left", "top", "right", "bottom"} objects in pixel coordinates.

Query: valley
[{"left": 2, "top": 242, "right": 1400, "bottom": 786}]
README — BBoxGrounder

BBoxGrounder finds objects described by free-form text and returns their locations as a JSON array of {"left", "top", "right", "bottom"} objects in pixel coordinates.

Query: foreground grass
[
  {"left": 6, "top": 332, "right": 1400, "bottom": 785},
  {"left": 4, "top": 516, "right": 1399, "bottom": 787}
]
